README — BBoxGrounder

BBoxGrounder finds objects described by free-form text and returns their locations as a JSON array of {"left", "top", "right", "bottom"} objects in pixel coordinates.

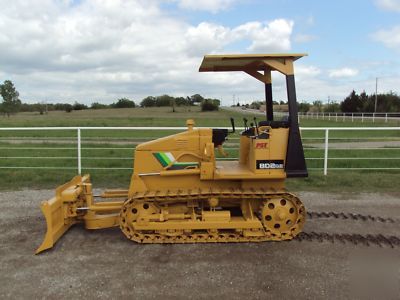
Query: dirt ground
[{"left": 0, "top": 190, "right": 399, "bottom": 299}]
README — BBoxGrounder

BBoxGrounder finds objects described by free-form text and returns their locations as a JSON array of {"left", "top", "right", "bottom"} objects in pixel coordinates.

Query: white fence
[
  {"left": 1, "top": 126, "right": 400, "bottom": 176},
  {"left": 299, "top": 112, "right": 400, "bottom": 123}
]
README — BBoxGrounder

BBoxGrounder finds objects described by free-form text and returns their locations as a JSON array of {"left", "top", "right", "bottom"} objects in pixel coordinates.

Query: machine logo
[
  {"left": 256, "top": 160, "right": 284, "bottom": 169},
  {"left": 255, "top": 142, "right": 267, "bottom": 149}
]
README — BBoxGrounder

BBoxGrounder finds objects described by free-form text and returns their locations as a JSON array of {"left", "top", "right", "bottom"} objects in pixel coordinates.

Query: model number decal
[{"left": 256, "top": 160, "right": 284, "bottom": 169}]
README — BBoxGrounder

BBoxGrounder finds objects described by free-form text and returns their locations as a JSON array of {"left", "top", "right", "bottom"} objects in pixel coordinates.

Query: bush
[
  {"left": 65, "top": 104, "right": 73, "bottom": 113},
  {"left": 72, "top": 102, "right": 88, "bottom": 110},
  {"left": 250, "top": 101, "right": 262, "bottom": 109},
  {"left": 111, "top": 98, "right": 135, "bottom": 108},
  {"left": 201, "top": 99, "right": 219, "bottom": 111},
  {"left": 91, "top": 102, "right": 108, "bottom": 109},
  {"left": 297, "top": 102, "right": 311, "bottom": 113},
  {"left": 140, "top": 96, "right": 157, "bottom": 107}
]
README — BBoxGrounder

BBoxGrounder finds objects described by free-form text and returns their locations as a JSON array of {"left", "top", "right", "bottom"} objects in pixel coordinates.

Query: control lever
[
  {"left": 253, "top": 117, "right": 259, "bottom": 137},
  {"left": 243, "top": 118, "right": 248, "bottom": 130},
  {"left": 230, "top": 117, "right": 235, "bottom": 133},
  {"left": 217, "top": 145, "right": 228, "bottom": 157}
]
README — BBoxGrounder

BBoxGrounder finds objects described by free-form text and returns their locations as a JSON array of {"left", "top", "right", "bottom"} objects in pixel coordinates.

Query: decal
[
  {"left": 153, "top": 152, "right": 199, "bottom": 170},
  {"left": 255, "top": 142, "right": 267, "bottom": 149},
  {"left": 256, "top": 160, "right": 284, "bottom": 169}
]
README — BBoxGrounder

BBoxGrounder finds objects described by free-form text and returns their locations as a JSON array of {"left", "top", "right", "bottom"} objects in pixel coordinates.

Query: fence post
[
  {"left": 373, "top": 113, "right": 375, "bottom": 123},
  {"left": 362, "top": 113, "right": 364, "bottom": 123},
  {"left": 385, "top": 113, "right": 388, "bottom": 123},
  {"left": 328, "top": 113, "right": 331, "bottom": 121},
  {"left": 343, "top": 113, "right": 345, "bottom": 122},
  {"left": 335, "top": 113, "right": 338, "bottom": 122},
  {"left": 324, "top": 129, "right": 329, "bottom": 176},
  {"left": 352, "top": 113, "right": 354, "bottom": 122},
  {"left": 77, "top": 128, "right": 82, "bottom": 175}
]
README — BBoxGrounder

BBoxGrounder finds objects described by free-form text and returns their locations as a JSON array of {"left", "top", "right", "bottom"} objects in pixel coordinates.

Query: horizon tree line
[{"left": 1, "top": 80, "right": 399, "bottom": 116}]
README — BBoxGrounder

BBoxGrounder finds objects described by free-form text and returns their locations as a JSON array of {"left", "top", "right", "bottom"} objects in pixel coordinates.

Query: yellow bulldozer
[{"left": 36, "top": 54, "right": 308, "bottom": 254}]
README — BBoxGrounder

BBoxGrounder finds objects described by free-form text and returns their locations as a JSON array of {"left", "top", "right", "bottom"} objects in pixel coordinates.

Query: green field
[
  {"left": 1, "top": 106, "right": 400, "bottom": 128},
  {"left": 0, "top": 107, "right": 399, "bottom": 192}
]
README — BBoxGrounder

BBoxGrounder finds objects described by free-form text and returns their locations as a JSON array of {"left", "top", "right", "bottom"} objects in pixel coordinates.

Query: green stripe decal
[
  {"left": 160, "top": 152, "right": 172, "bottom": 165},
  {"left": 153, "top": 152, "right": 199, "bottom": 168},
  {"left": 174, "top": 162, "right": 199, "bottom": 166},
  {"left": 153, "top": 153, "right": 168, "bottom": 167}
]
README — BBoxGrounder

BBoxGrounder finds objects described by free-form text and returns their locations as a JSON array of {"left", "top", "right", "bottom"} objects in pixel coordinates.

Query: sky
[{"left": 0, "top": 0, "right": 399, "bottom": 105}]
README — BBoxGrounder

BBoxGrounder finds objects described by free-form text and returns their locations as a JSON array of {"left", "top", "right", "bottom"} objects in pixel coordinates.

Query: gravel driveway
[{"left": 0, "top": 190, "right": 399, "bottom": 299}]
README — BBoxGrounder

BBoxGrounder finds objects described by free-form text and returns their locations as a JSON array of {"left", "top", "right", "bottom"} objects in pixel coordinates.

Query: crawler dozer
[{"left": 36, "top": 54, "right": 308, "bottom": 254}]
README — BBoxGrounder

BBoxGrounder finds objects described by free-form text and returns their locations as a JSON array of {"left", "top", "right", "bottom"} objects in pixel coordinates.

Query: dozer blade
[{"left": 36, "top": 175, "right": 90, "bottom": 254}]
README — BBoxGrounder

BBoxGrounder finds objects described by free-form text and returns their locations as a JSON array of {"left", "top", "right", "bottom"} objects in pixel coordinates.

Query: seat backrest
[{"left": 258, "top": 120, "right": 289, "bottom": 128}]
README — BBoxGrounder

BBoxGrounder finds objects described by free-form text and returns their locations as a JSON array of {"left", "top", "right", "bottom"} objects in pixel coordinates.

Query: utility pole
[{"left": 374, "top": 77, "right": 378, "bottom": 112}]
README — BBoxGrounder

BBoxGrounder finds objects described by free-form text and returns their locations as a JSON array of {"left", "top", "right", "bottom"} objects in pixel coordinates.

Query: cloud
[
  {"left": 185, "top": 19, "right": 294, "bottom": 55},
  {"left": 329, "top": 68, "right": 359, "bottom": 78},
  {"left": 238, "top": 19, "right": 294, "bottom": 52},
  {"left": 184, "top": 22, "right": 233, "bottom": 56},
  {"left": 0, "top": 0, "right": 297, "bottom": 104},
  {"left": 375, "top": 0, "right": 400, "bottom": 12},
  {"left": 372, "top": 25, "right": 400, "bottom": 50},
  {"left": 296, "top": 65, "right": 321, "bottom": 77},
  {"left": 176, "top": 0, "right": 237, "bottom": 13}
]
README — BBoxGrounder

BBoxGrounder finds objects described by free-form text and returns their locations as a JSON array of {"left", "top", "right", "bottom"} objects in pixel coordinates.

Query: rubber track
[
  {"left": 295, "top": 232, "right": 400, "bottom": 248},
  {"left": 306, "top": 211, "right": 396, "bottom": 223}
]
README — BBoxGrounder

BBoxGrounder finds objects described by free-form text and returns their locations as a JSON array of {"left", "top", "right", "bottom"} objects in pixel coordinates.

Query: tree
[
  {"left": 201, "top": 99, "right": 219, "bottom": 111},
  {"left": 210, "top": 99, "right": 220, "bottom": 107},
  {"left": 140, "top": 96, "right": 157, "bottom": 107},
  {"left": 340, "top": 90, "right": 363, "bottom": 112},
  {"left": 297, "top": 102, "right": 311, "bottom": 113},
  {"left": 91, "top": 102, "right": 108, "bottom": 109},
  {"left": 111, "top": 98, "right": 136, "bottom": 108},
  {"left": 309, "top": 100, "right": 323, "bottom": 112},
  {"left": 170, "top": 98, "right": 176, "bottom": 112},
  {"left": 190, "top": 94, "right": 204, "bottom": 104},
  {"left": 65, "top": 104, "right": 73, "bottom": 113},
  {"left": 325, "top": 102, "right": 340, "bottom": 112},
  {"left": 175, "top": 97, "right": 190, "bottom": 106},
  {"left": 250, "top": 101, "right": 262, "bottom": 109},
  {"left": 73, "top": 102, "right": 88, "bottom": 110},
  {"left": 156, "top": 95, "right": 174, "bottom": 107},
  {"left": 0, "top": 80, "right": 21, "bottom": 117}
]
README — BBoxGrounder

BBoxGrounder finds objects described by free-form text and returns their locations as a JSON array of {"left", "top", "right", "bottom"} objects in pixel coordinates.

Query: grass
[
  {"left": 0, "top": 106, "right": 399, "bottom": 192},
  {"left": 0, "top": 107, "right": 247, "bottom": 128},
  {"left": 287, "top": 170, "right": 400, "bottom": 193},
  {"left": 1, "top": 106, "right": 399, "bottom": 128},
  {"left": 1, "top": 168, "right": 399, "bottom": 193}
]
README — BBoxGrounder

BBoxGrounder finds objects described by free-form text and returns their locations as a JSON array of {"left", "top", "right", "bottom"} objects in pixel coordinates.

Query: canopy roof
[{"left": 199, "top": 53, "right": 307, "bottom": 77}]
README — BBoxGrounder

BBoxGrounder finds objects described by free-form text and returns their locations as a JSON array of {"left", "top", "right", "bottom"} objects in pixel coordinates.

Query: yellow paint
[{"left": 36, "top": 54, "right": 307, "bottom": 253}]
